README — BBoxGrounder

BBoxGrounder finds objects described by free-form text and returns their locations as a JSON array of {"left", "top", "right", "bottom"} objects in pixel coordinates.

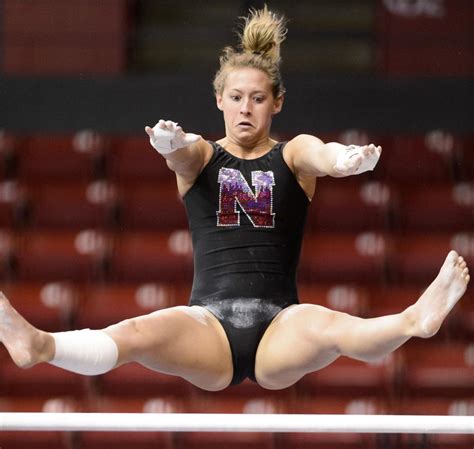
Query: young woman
[{"left": 0, "top": 7, "right": 470, "bottom": 392}]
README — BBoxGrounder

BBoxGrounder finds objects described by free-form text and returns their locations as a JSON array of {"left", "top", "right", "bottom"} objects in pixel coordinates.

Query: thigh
[
  {"left": 254, "top": 303, "right": 341, "bottom": 390},
  {"left": 104, "top": 305, "right": 233, "bottom": 391}
]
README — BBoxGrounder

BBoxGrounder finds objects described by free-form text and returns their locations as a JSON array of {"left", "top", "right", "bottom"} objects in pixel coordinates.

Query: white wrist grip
[
  {"left": 337, "top": 145, "right": 379, "bottom": 174},
  {"left": 148, "top": 121, "right": 199, "bottom": 154}
]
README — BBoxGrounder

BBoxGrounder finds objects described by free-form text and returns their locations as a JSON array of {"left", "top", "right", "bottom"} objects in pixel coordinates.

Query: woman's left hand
[{"left": 333, "top": 144, "right": 382, "bottom": 176}]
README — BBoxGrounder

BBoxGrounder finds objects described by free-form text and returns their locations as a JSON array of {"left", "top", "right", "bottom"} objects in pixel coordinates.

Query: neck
[{"left": 217, "top": 136, "right": 277, "bottom": 160}]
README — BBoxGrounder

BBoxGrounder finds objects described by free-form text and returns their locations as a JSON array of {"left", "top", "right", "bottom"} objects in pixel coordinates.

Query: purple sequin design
[{"left": 217, "top": 167, "right": 275, "bottom": 228}]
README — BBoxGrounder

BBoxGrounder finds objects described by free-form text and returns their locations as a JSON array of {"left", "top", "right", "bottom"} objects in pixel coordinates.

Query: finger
[
  {"left": 353, "top": 153, "right": 363, "bottom": 167},
  {"left": 144, "top": 126, "right": 153, "bottom": 136},
  {"left": 165, "top": 120, "right": 176, "bottom": 130}
]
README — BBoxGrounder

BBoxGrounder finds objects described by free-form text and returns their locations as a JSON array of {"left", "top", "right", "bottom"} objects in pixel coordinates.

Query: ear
[
  {"left": 273, "top": 95, "right": 284, "bottom": 115},
  {"left": 216, "top": 94, "right": 224, "bottom": 111}
]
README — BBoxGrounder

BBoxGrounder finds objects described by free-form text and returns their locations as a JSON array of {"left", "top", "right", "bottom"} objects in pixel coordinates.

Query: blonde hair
[{"left": 213, "top": 5, "right": 287, "bottom": 98}]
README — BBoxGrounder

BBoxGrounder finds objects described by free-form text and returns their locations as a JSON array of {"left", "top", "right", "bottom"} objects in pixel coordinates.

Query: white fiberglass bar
[{"left": 0, "top": 413, "right": 472, "bottom": 434}]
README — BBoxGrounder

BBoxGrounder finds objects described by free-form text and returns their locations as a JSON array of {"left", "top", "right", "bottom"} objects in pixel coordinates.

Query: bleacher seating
[
  {"left": 108, "top": 230, "right": 193, "bottom": 282},
  {"left": 107, "top": 135, "right": 174, "bottom": 183},
  {"left": 400, "top": 342, "right": 474, "bottom": 398},
  {"left": 116, "top": 181, "right": 187, "bottom": 230},
  {"left": 16, "top": 132, "right": 105, "bottom": 181},
  {"left": 14, "top": 230, "right": 110, "bottom": 282},
  {"left": 25, "top": 181, "right": 118, "bottom": 230}
]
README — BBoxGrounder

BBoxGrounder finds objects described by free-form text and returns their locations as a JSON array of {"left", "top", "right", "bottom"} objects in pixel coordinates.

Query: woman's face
[{"left": 216, "top": 67, "right": 283, "bottom": 146}]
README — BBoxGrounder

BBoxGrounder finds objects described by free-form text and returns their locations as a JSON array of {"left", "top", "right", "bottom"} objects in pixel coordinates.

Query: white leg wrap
[{"left": 50, "top": 329, "right": 118, "bottom": 376}]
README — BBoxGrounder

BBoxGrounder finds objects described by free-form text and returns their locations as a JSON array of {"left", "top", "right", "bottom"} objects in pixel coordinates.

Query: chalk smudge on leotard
[{"left": 205, "top": 298, "right": 280, "bottom": 329}]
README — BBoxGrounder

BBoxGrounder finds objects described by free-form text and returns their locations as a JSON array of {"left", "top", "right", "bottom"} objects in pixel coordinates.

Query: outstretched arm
[
  {"left": 287, "top": 134, "right": 382, "bottom": 178},
  {"left": 145, "top": 119, "right": 212, "bottom": 183}
]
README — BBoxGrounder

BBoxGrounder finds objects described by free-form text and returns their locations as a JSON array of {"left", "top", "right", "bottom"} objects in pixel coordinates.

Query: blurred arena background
[{"left": 0, "top": 1, "right": 472, "bottom": 448}]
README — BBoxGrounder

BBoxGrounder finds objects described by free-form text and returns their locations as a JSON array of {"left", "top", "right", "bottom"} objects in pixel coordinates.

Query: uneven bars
[{"left": 0, "top": 413, "right": 472, "bottom": 434}]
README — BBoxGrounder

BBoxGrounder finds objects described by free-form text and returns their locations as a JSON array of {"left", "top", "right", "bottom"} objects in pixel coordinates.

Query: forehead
[{"left": 223, "top": 67, "right": 272, "bottom": 93}]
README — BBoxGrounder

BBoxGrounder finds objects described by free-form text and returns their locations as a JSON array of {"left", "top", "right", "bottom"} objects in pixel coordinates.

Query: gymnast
[{"left": 0, "top": 6, "right": 470, "bottom": 391}]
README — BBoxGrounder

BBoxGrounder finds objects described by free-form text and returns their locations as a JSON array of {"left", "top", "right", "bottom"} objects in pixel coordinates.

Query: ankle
[
  {"left": 400, "top": 305, "right": 418, "bottom": 338},
  {"left": 14, "top": 330, "right": 54, "bottom": 368}
]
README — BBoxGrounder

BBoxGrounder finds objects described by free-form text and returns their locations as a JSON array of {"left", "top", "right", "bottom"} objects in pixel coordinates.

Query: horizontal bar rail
[{"left": 0, "top": 413, "right": 472, "bottom": 434}]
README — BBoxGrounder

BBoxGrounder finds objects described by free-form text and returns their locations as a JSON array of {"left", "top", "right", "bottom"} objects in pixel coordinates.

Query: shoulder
[{"left": 286, "top": 134, "right": 325, "bottom": 151}]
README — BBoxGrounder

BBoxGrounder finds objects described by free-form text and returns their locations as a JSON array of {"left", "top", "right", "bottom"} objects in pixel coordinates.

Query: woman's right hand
[{"left": 145, "top": 120, "right": 200, "bottom": 155}]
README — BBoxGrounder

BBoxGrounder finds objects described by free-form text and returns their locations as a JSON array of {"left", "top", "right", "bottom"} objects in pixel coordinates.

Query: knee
[
  {"left": 254, "top": 363, "right": 300, "bottom": 390},
  {"left": 255, "top": 370, "right": 297, "bottom": 390}
]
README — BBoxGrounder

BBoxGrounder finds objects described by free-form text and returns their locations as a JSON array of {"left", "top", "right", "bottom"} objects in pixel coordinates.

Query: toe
[{"left": 447, "top": 250, "right": 459, "bottom": 265}]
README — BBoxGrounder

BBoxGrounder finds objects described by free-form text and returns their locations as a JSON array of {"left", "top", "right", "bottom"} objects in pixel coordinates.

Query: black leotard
[{"left": 183, "top": 141, "right": 309, "bottom": 384}]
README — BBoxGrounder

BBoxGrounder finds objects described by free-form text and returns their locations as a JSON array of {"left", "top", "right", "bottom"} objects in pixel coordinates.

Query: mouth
[{"left": 237, "top": 121, "right": 253, "bottom": 128}]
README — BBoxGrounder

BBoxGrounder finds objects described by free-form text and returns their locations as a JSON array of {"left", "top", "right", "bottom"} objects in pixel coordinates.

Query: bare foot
[
  {"left": 408, "top": 250, "right": 470, "bottom": 338},
  {"left": 0, "top": 292, "right": 53, "bottom": 368}
]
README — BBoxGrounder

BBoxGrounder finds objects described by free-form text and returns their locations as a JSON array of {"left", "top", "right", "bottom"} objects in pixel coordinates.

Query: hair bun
[{"left": 240, "top": 5, "right": 287, "bottom": 65}]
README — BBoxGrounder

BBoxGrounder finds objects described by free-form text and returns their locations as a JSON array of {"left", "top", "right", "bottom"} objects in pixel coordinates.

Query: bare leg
[
  {"left": 102, "top": 306, "right": 233, "bottom": 390},
  {"left": 0, "top": 294, "right": 233, "bottom": 391},
  {"left": 255, "top": 250, "right": 470, "bottom": 390}
]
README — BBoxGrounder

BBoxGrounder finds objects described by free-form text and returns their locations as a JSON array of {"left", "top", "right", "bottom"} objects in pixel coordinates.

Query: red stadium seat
[
  {"left": 453, "top": 287, "right": 474, "bottom": 340},
  {"left": 16, "top": 131, "right": 105, "bottom": 181},
  {"left": 107, "top": 135, "right": 174, "bottom": 182},
  {"left": 176, "top": 433, "right": 276, "bottom": 449},
  {"left": 26, "top": 181, "right": 118, "bottom": 229},
  {"left": 377, "top": 2, "right": 471, "bottom": 77},
  {"left": 0, "top": 129, "right": 16, "bottom": 180},
  {"left": 299, "top": 232, "right": 389, "bottom": 284},
  {"left": 117, "top": 181, "right": 188, "bottom": 230},
  {"left": 76, "top": 282, "right": 189, "bottom": 329},
  {"left": 307, "top": 179, "right": 394, "bottom": 232},
  {"left": 0, "top": 281, "right": 80, "bottom": 332},
  {"left": 395, "top": 182, "right": 474, "bottom": 232},
  {"left": 366, "top": 285, "right": 425, "bottom": 317},
  {"left": 1, "top": 362, "right": 89, "bottom": 398},
  {"left": 461, "top": 136, "right": 474, "bottom": 180},
  {"left": 298, "top": 283, "right": 369, "bottom": 316},
  {"left": 0, "top": 228, "right": 15, "bottom": 280},
  {"left": 298, "top": 353, "right": 400, "bottom": 398},
  {"left": 108, "top": 230, "right": 193, "bottom": 282},
  {"left": 375, "top": 132, "right": 460, "bottom": 184},
  {"left": 15, "top": 230, "right": 110, "bottom": 282},
  {"left": 335, "top": 129, "right": 391, "bottom": 151},
  {"left": 400, "top": 342, "right": 474, "bottom": 398},
  {"left": 0, "top": 180, "right": 28, "bottom": 228},
  {"left": 390, "top": 233, "right": 474, "bottom": 284}
]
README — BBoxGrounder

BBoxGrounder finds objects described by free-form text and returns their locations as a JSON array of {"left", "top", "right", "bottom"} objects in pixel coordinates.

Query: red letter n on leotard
[{"left": 217, "top": 167, "right": 275, "bottom": 228}]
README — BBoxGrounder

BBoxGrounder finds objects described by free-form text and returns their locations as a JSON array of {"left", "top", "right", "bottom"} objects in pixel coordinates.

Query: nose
[{"left": 240, "top": 98, "right": 251, "bottom": 115}]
